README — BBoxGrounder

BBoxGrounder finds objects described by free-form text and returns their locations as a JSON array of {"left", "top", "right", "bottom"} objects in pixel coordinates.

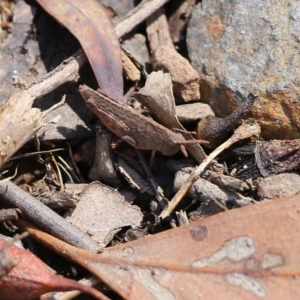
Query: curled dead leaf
[
  {"left": 37, "top": 0, "right": 123, "bottom": 102},
  {"left": 0, "top": 238, "right": 108, "bottom": 300}
]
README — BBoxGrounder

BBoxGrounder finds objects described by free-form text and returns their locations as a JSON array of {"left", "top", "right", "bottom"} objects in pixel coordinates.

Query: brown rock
[
  {"left": 122, "top": 34, "right": 151, "bottom": 72},
  {"left": 121, "top": 50, "right": 141, "bottom": 82},
  {"left": 152, "top": 46, "right": 200, "bottom": 102},
  {"left": 176, "top": 102, "right": 214, "bottom": 123},
  {"left": 187, "top": 0, "right": 300, "bottom": 140}
]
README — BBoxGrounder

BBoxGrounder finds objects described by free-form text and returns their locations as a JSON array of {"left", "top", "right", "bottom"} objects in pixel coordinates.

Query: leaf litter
[{"left": 0, "top": 0, "right": 300, "bottom": 299}]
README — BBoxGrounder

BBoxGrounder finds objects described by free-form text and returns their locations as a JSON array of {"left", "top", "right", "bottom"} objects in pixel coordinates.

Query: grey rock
[
  {"left": 174, "top": 170, "right": 253, "bottom": 206},
  {"left": 187, "top": 0, "right": 300, "bottom": 140},
  {"left": 100, "top": 0, "right": 135, "bottom": 17},
  {"left": 257, "top": 173, "right": 300, "bottom": 199}
]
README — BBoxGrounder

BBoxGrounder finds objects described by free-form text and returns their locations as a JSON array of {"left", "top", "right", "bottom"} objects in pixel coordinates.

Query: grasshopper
[{"left": 79, "top": 85, "right": 207, "bottom": 156}]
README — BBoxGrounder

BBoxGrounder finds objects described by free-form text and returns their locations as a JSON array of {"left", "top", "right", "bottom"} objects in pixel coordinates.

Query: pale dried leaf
[
  {"left": 135, "top": 71, "right": 206, "bottom": 162},
  {"left": 67, "top": 182, "right": 143, "bottom": 246}
]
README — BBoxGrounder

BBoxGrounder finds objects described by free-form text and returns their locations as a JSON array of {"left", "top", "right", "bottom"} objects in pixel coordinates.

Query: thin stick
[
  {"left": 42, "top": 94, "right": 66, "bottom": 117},
  {"left": 56, "top": 154, "right": 79, "bottom": 183},
  {"left": 34, "top": 133, "right": 41, "bottom": 160},
  {"left": 115, "top": 0, "right": 171, "bottom": 38},
  {"left": 135, "top": 149, "right": 164, "bottom": 205},
  {"left": 159, "top": 120, "right": 261, "bottom": 218},
  {"left": 0, "top": 181, "right": 102, "bottom": 251},
  {"left": 146, "top": 8, "right": 175, "bottom": 51},
  {"left": 67, "top": 143, "right": 85, "bottom": 183},
  {"left": 0, "top": 166, "right": 18, "bottom": 184},
  {"left": 43, "top": 277, "right": 100, "bottom": 300},
  {"left": 57, "top": 162, "right": 74, "bottom": 184},
  {"left": 51, "top": 153, "right": 64, "bottom": 192},
  {"left": 9, "top": 148, "right": 65, "bottom": 161}
]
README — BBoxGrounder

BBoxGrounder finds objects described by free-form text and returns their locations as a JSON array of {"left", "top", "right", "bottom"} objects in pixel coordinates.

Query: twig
[
  {"left": 42, "top": 94, "right": 66, "bottom": 118},
  {"left": 0, "top": 181, "right": 102, "bottom": 251},
  {"left": 0, "top": 55, "right": 85, "bottom": 168},
  {"left": 114, "top": 0, "right": 171, "bottom": 38},
  {"left": 159, "top": 120, "right": 261, "bottom": 218},
  {"left": 67, "top": 143, "right": 85, "bottom": 183},
  {"left": 50, "top": 153, "right": 64, "bottom": 192},
  {"left": 135, "top": 149, "right": 165, "bottom": 207},
  {"left": 57, "top": 162, "right": 74, "bottom": 184},
  {"left": 34, "top": 133, "right": 41, "bottom": 160},
  {"left": 146, "top": 8, "right": 175, "bottom": 51},
  {"left": 44, "top": 159, "right": 61, "bottom": 188},
  {"left": 42, "top": 276, "right": 100, "bottom": 300},
  {"left": 168, "top": 0, "right": 196, "bottom": 44},
  {"left": 56, "top": 154, "right": 78, "bottom": 183},
  {"left": 0, "top": 166, "right": 18, "bottom": 183},
  {"left": 9, "top": 148, "right": 65, "bottom": 161}
]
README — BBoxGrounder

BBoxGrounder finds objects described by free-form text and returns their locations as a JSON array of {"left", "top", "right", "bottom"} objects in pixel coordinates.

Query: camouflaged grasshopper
[{"left": 79, "top": 85, "right": 207, "bottom": 156}]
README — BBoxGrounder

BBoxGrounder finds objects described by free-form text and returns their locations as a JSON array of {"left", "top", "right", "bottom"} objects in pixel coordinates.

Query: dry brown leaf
[
  {"left": 0, "top": 238, "right": 108, "bottom": 300},
  {"left": 17, "top": 193, "right": 300, "bottom": 299},
  {"left": 37, "top": 0, "right": 123, "bottom": 102}
]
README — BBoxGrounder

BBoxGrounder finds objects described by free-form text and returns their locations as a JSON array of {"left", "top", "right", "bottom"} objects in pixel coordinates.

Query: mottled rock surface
[
  {"left": 187, "top": 0, "right": 300, "bottom": 139},
  {"left": 257, "top": 173, "right": 300, "bottom": 199}
]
